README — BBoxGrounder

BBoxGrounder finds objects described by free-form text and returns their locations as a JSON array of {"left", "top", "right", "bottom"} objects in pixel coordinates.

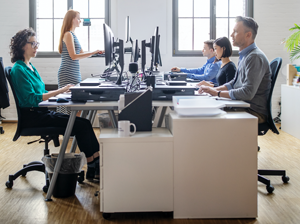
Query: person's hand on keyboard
[
  {"left": 198, "top": 85, "right": 217, "bottom": 96},
  {"left": 196, "top": 80, "right": 214, "bottom": 87},
  {"left": 171, "top": 67, "right": 181, "bottom": 72}
]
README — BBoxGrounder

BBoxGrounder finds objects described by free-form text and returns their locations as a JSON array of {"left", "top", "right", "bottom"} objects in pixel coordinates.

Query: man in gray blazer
[{"left": 198, "top": 16, "right": 271, "bottom": 123}]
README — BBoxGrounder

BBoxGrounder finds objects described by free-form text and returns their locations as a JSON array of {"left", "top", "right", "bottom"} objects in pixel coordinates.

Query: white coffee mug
[{"left": 118, "top": 120, "right": 136, "bottom": 137}]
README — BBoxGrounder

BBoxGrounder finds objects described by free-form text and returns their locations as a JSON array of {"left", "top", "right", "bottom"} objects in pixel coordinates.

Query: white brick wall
[{"left": 1, "top": 0, "right": 300, "bottom": 120}]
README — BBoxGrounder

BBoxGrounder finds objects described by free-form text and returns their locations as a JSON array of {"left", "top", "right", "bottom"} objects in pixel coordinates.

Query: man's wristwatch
[{"left": 218, "top": 91, "right": 221, "bottom": 97}]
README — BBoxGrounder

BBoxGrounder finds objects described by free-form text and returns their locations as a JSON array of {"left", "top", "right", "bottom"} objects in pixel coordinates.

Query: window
[
  {"left": 173, "top": 0, "right": 253, "bottom": 56},
  {"left": 29, "top": 0, "right": 109, "bottom": 57}
]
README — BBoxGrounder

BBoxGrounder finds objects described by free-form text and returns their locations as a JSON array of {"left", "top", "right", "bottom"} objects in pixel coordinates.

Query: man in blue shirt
[{"left": 171, "top": 40, "right": 221, "bottom": 84}]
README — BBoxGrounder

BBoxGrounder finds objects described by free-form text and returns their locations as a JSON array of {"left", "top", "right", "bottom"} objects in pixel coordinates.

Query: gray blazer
[{"left": 225, "top": 48, "right": 271, "bottom": 116}]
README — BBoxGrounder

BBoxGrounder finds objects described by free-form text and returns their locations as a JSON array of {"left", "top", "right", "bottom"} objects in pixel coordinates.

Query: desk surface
[{"left": 39, "top": 97, "right": 250, "bottom": 109}]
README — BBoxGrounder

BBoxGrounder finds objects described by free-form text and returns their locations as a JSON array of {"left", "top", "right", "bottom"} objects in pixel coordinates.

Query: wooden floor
[{"left": 0, "top": 122, "right": 300, "bottom": 224}]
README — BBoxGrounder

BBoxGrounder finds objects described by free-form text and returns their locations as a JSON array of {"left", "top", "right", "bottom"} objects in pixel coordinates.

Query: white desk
[
  {"left": 99, "top": 128, "right": 173, "bottom": 213},
  {"left": 281, "top": 84, "right": 300, "bottom": 139},
  {"left": 169, "top": 112, "right": 258, "bottom": 218},
  {"left": 39, "top": 98, "right": 252, "bottom": 203},
  {"left": 97, "top": 111, "right": 257, "bottom": 219},
  {"left": 38, "top": 99, "right": 174, "bottom": 201}
]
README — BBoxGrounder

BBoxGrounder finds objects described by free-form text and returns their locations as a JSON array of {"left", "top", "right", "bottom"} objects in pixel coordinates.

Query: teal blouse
[{"left": 10, "top": 60, "right": 48, "bottom": 108}]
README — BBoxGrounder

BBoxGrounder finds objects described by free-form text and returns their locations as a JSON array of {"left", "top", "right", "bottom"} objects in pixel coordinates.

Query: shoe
[{"left": 86, "top": 167, "right": 95, "bottom": 181}]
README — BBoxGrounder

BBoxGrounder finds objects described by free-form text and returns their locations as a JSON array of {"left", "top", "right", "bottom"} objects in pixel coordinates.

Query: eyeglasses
[{"left": 27, "top": 41, "right": 40, "bottom": 48}]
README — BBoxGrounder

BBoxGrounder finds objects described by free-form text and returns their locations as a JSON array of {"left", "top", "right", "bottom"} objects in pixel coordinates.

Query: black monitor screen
[
  {"left": 125, "top": 16, "right": 132, "bottom": 44},
  {"left": 131, "top": 39, "right": 139, "bottom": 63},
  {"left": 103, "top": 23, "right": 114, "bottom": 67}
]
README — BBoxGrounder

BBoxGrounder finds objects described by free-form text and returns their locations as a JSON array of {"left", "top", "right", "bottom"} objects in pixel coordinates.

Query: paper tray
[{"left": 174, "top": 98, "right": 226, "bottom": 117}]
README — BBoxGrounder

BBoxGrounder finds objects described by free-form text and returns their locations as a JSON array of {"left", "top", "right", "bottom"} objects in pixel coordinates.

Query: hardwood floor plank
[{"left": 1, "top": 123, "right": 300, "bottom": 224}]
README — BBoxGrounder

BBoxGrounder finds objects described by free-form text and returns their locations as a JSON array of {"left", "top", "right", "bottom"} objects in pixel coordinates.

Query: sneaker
[{"left": 86, "top": 166, "right": 95, "bottom": 181}]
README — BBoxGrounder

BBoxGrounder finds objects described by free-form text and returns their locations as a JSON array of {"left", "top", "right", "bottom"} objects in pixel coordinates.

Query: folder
[{"left": 118, "top": 89, "right": 152, "bottom": 131}]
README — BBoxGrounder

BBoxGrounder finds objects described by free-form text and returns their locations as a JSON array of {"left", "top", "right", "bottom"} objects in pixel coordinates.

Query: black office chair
[
  {"left": 4, "top": 66, "right": 67, "bottom": 192},
  {"left": 257, "top": 57, "right": 289, "bottom": 193},
  {"left": 0, "top": 57, "right": 9, "bottom": 134}
]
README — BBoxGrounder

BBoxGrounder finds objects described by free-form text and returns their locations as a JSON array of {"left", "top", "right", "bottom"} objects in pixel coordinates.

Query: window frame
[
  {"left": 172, "top": 0, "right": 253, "bottom": 57},
  {"left": 29, "top": 0, "right": 110, "bottom": 58}
]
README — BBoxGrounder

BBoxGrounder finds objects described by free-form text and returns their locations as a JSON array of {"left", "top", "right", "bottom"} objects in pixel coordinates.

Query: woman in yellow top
[{"left": 57, "top": 9, "right": 103, "bottom": 114}]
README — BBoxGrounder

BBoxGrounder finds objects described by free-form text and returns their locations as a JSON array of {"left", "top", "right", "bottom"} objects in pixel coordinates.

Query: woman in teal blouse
[{"left": 9, "top": 28, "right": 99, "bottom": 181}]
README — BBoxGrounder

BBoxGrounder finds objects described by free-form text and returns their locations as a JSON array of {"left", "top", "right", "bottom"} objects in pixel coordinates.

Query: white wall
[
  {"left": 0, "top": 0, "right": 29, "bottom": 120},
  {"left": 254, "top": 0, "right": 300, "bottom": 118},
  {"left": 1, "top": 0, "right": 300, "bottom": 120}
]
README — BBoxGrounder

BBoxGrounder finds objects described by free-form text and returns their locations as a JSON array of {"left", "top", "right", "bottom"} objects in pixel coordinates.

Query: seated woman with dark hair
[
  {"left": 9, "top": 28, "right": 99, "bottom": 181},
  {"left": 198, "top": 36, "right": 236, "bottom": 87}
]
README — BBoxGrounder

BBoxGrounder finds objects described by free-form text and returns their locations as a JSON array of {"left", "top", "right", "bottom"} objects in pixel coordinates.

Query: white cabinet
[
  {"left": 281, "top": 84, "right": 300, "bottom": 139},
  {"left": 99, "top": 128, "right": 173, "bottom": 213},
  {"left": 168, "top": 112, "right": 258, "bottom": 219}
]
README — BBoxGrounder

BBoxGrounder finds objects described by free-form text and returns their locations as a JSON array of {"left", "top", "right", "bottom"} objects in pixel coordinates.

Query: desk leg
[
  {"left": 108, "top": 110, "right": 118, "bottom": 128},
  {"left": 45, "top": 110, "right": 78, "bottom": 201},
  {"left": 90, "top": 110, "right": 97, "bottom": 125},
  {"left": 157, "top": 106, "right": 167, "bottom": 127},
  {"left": 69, "top": 110, "right": 89, "bottom": 153},
  {"left": 153, "top": 107, "right": 158, "bottom": 121}
]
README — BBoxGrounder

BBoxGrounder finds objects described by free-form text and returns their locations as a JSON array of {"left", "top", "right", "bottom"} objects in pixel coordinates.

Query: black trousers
[{"left": 21, "top": 109, "right": 99, "bottom": 162}]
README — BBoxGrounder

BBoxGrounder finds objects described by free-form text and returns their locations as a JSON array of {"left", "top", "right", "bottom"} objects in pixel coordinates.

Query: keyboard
[{"left": 91, "top": 53, "right": 105, "bottom": 57}]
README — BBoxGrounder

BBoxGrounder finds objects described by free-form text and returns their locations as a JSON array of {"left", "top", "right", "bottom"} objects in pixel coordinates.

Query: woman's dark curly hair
[{"left": 10, "top": 28, "right": 36, "bottom": 63}]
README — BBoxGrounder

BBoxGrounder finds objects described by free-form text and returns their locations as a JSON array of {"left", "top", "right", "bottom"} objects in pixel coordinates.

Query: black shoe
[{"left": 86, "top": 167, "right": 95, "bottom": 181}]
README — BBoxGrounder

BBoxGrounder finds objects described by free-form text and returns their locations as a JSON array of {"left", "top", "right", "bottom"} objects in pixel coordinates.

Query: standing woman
[
  {"left": 198, "top": 37, "right": 236, "bottom": 87},
  {"left": 58, "top": 9, "right": 103, "bottom": 114}
]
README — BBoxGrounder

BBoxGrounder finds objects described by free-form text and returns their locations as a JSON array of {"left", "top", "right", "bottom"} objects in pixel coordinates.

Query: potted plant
[{"left": 284, "top": 23, "right": 300, "bottom": 63}]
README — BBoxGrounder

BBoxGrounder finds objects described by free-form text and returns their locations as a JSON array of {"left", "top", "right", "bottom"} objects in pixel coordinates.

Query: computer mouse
[{"left": 56, "top": 98, "right": 69, "bottom": 103}]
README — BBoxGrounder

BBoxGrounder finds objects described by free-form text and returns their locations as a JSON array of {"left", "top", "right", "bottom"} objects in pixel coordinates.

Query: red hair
[{"left": 58, "top": 9, "right": 80, "bottom": 53}]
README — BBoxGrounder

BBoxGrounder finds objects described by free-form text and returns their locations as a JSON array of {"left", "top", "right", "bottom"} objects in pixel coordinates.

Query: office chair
[
  {"left": 3, "top": 66, "right": 77, "bottom": 192},
  {"left": 0, "top": 57, "right": 9, "bottom": 134},
  {"left": 257, "top": 57, "right": 289, "bottom": 193}
]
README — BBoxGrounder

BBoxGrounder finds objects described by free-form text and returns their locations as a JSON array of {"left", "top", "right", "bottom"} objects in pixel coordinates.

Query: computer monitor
[
  {"left": 125, "top": 16, "right": 132, "bottom": 44},
  {"left": 103, "top": 23, "right": 124, "bottom": 85},
  {"left": 125, "top": 16, "right": 140, "bottom": 63},
  {"left": 103, "top": 23, "right": 114, "bottom": 67},
  {"left": 141, "top": 26, "right": 162, "bottom": 77},
  {"left": 153, "top": 26, "right": 162, "bottom": 69},
  {"left": 131, "top": 39, "right": 139, "bottom": 63}
]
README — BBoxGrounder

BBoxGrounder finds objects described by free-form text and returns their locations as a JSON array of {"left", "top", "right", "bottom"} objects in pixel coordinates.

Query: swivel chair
[
  {"left": 257, "top": 57, "right": 290, "bottom": 193},
  {"left": 3, "top": 66, "right": 73, "bottom": 192},
  {"left": 0, "top": 57, "right": 9, "bottom": 134}
]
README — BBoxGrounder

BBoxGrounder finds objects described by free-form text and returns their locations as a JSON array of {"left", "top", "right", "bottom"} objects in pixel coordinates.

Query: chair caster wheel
[
  {"left": 282, "top": 176, "right": 290, "bottom": 183},
  {"left": 102, "top": 213, "right": 111, "bottom": 219},
  {"left": 258, "top": 146, "right": 260, "bottom": 151},
  {"left": 77, "top": 170, "right": 85, "bottom": 184},
  {"left": 267, "top": 185, "right": 274, "bottom": 193},
  {"left": 21, "top": 173, "right": 27, "bottom": 177},
  {"left": 43, "top": 185, "right": 48, "bottom": 193},
  {"left": 78, "top": 176, "right": 84, "bottom": 184},
  {"left": 6, "top": 180, "right": 13, "bottom": 188}
]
